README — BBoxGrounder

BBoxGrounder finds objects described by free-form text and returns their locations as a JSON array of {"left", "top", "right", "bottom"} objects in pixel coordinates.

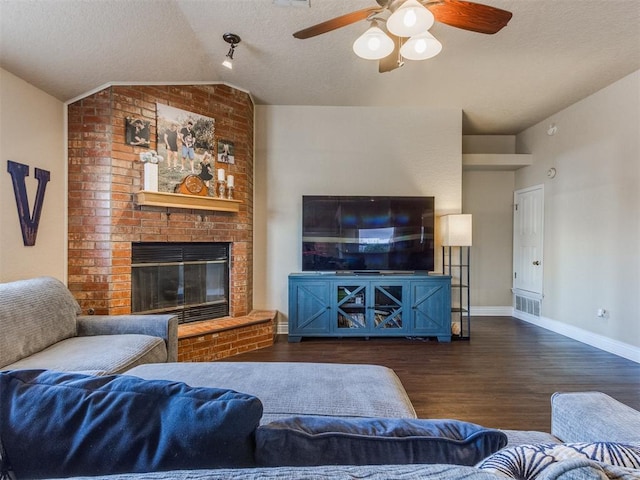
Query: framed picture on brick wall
[
  {"left": 217, "top": 140, "right": 235, "bottom": 164},
  {"left": 126, "top": 117, "right": 151, "bottom": 147},
  {"left": 156, "top": 103, "right": 215, "bottom": 194}
]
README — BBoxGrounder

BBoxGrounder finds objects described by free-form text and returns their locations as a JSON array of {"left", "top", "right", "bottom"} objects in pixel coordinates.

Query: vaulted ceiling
[{"left": 1, "top": 0, "right": 639, "bottom": 134}]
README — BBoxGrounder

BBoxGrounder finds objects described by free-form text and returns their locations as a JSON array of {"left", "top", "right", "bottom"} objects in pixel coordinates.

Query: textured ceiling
[{"left": 1, "top": 0, "right": 639, "bottom": 134}]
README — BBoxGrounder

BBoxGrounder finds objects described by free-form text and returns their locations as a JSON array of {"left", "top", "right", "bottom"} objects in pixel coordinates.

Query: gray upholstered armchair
[{"left": 0, "top": 276, "right": 177, "bottom": 374}]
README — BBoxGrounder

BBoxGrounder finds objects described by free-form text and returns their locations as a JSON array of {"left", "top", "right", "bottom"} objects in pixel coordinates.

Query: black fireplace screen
[{"left": 131, "top": 242, "right": 229, "bottom": 324}]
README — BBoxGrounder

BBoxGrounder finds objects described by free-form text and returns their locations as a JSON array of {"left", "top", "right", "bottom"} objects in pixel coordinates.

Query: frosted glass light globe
[
  {"left": 400, "top": 31, "right": 442, "bottom": 60},
  {"left": 353, "top": 25, "right": 395, "bottom": 60},
  {"left": 387, "top": 0, "right": 434, "bottom": 37}
]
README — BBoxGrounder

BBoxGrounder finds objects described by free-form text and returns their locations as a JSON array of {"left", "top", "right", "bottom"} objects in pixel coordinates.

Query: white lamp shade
[
  {"left": 387, "top": 0, "right": 435, "bottom": 38},
  {"left": 441, "top": 214, "right": 473, "bottom": 246},
  {"left": 400, "top": 31, "right": 442, "bottom": 60},
  {"left": 353, "top": 25, "right": 395, "bottom": 60}
]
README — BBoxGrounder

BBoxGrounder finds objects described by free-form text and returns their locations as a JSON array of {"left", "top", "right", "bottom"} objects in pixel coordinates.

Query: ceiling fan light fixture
[
  {"left": 353, "top": 24, "right": 395, "bottom": 60},
  {"left": 400, "top": 31, "right": 442, "bottom": 60},
  {"left": 386, "top": 0, "right": 434, "bottom": 37}
]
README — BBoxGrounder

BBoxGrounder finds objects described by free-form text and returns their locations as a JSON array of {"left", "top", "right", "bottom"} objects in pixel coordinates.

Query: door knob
[{"left": 533, "top": 260, "right": 541, "bottom": 266}]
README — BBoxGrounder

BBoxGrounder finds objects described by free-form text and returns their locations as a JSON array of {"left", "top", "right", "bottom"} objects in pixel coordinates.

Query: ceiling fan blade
[
  {"left": 293, "top": 7, "right": 383, "bottom": 39},
  {"left": 379, "top": 33, "right": 402, "bottom": 73},
  {"left": 427, "top": 0, "right": 512, "bottom": 34}
]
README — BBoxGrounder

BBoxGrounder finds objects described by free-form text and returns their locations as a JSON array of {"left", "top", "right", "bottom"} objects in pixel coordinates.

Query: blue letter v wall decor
[{"left": 7, "top": 160, "right": 51, "bottom": 246}]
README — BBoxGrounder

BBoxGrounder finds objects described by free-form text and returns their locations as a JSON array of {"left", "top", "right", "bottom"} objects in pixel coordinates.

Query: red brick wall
[{"left": 67, "top": 84, "right": 254, "bottom": 316}]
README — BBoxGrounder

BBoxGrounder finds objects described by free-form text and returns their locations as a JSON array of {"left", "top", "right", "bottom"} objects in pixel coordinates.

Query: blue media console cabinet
[{"left": 288, "top": 273, "right": 451, "bottom": 342}]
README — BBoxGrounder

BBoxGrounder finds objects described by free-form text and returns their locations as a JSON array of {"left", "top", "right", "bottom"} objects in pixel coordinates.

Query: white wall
[
  {"left": 254, "top": 106, "right": 462, "bottom": 325},
  {"left": 516, "top": 70, "right": 640, "bottom": 356},
  {"left": 462, "top": 170, "right": 515, "bottom": 311},
  {"left": 0, "top": 68, "right": 67, "bottom": 283},
  {"left": 462, "top": 135, "right": 517, "bottom": 154}
]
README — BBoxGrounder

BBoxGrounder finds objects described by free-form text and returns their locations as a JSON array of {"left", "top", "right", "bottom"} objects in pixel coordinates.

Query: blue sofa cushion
[
  {"left": 0, "top": 369, "right": 263, "bottom": 478},
  {"left": 477, "top": 442, "right": 640, "bottom": 479},
  {"left": 255, "top": 416, "right": 508, "bottom": 467}
]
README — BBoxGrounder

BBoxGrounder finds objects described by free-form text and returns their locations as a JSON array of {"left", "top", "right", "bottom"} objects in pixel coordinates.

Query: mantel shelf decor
[{"left": 136, "top": 190, "right": 241, "bottom": 213}]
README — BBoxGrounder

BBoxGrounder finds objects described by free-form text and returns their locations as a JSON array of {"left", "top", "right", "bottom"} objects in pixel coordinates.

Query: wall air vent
[{"left": 514, "top": 294, "right": 541, "bottom": 317}]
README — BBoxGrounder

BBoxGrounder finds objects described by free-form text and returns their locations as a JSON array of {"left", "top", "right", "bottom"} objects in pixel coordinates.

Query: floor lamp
[{"left": 441, "top": 214, "right": 472, "bottom": 339}]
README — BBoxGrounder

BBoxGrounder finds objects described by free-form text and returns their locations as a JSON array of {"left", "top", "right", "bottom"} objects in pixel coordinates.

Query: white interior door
[{"left": 513, "top": 185, "right": 544, "bottom": 295}]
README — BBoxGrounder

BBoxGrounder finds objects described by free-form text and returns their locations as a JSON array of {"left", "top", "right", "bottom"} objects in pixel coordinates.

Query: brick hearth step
[{"left": 177, "top": 310, "right": 276, "bottom": 362}]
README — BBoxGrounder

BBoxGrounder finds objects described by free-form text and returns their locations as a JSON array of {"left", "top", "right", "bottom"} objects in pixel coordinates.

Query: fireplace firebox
[{"left": 131, "top": 242, "right": 229, "bottom": 324}]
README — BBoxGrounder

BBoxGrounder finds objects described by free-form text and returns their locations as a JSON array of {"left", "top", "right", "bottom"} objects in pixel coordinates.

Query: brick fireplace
[{"left": 67, "top": 84, "right": 271, "bottom": 359}]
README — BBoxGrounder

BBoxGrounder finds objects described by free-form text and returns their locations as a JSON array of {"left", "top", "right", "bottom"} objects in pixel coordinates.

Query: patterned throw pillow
[{"left": 477, "top": 442, "right": 640, "bottom": 479}]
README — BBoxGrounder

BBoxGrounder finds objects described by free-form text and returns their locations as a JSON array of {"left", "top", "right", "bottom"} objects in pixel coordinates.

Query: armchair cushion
[
  {"left": 0, "top": 276, "right": 80, "bottom": 367},
  {"left": 255, "top": 416, "right": 507, "bottom": 467},
  {"left": 77, "top": 314, "right": 178, "bottom": 362},
  {"left": 2, "top": 334, "right": 166, "bottom": 374},
  {"left": 0, "top": 369, "right": 263, "bottom": 478}
]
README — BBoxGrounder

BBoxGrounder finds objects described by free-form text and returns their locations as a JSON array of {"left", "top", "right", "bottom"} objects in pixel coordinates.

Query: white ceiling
[{"left": 1, "top": 0, "right": 639, "bottom": 134}]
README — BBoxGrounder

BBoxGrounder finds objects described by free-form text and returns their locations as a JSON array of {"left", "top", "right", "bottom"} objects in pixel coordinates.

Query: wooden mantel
[{"left": 136, "top": 190, "right": 241, "bottom": 213}]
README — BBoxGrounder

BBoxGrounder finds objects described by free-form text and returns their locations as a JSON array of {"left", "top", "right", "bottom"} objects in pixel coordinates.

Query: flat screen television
[{"left": 302, "top": 195, "right": 435, "bottom": 273}]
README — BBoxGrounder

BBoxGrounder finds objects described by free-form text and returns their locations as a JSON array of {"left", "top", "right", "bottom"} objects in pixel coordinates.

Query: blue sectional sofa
[{"left": 1, "top": 363, "right": 638, "bottom": 479}]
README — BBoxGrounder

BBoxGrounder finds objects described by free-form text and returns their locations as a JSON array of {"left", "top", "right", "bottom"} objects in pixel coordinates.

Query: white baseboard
[
  {"left": 276, "top": 322, "right": 289, "bottom": 335},
  {"left": 513, "top": 310, "right": 640, "bottom": 364}
]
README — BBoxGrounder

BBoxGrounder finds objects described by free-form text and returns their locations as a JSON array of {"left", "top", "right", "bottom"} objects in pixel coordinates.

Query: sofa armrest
[
  {"left": 77, "top": 314, "right": 178, "bottom": 362},
  {"left": 551, "top": 391, "right": 640, "bottom": 443}
]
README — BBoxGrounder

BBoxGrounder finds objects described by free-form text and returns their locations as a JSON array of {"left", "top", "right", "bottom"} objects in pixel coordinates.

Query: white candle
[
  {"left": 227, "top": 175, "right": 234, "bottom": 187},
  {"left": 217, "top": 169, "right": 225, "bottom": 181}
]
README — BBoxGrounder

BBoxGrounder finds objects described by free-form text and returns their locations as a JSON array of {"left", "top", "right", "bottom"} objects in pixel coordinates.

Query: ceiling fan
[{"left": 293, "top": 0, "right": 512, "bottom": 72}]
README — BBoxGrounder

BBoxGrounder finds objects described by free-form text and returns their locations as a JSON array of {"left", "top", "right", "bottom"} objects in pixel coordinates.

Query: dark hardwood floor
[{"left": 229, "top": 317, "right": 640, "bottom": 433}]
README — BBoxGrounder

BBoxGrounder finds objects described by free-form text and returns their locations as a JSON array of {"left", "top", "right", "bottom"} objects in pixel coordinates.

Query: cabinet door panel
[
  {"left": 410, "top": 281, "right": 450, "bottom": 335},
  {"left": 371, "top": 283, "right": 405, "bottom": 332},
  {"left": 289, "top": 281, "right": 331, "bottom": 334},
  {"left": 335, "top": 284, "right": 368, "bottom": 332}
]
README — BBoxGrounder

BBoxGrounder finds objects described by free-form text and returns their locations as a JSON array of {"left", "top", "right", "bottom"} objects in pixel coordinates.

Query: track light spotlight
[{"left": 222, "top": 33, "right": 241, "bottom": 69}]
